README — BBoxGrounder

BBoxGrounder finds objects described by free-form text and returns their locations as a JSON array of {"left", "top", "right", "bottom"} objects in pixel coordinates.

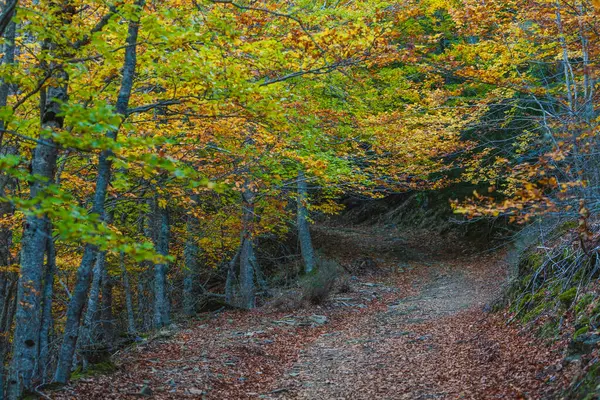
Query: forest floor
[{"left": 53, "top": 225, "right": 570, "bottom": 399}]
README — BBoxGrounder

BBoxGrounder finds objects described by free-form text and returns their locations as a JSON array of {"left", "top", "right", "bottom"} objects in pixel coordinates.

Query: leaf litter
[{"left": 53, "top": 226, "right": 569, "bottom": 399}]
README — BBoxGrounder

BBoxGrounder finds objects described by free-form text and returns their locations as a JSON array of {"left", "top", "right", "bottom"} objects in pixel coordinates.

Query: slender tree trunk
[
  {"left": 54, "top": 2, "right": 143, "bottom": 383},
  {"left": 86, "top": 255, "right": 104, "bottom": 330},
  {"left": 225, "top": 247, "right": 241, "bottom": 305},
  {"left": 81, "top": 253, "right": 105, "bottom": 346},
  {"left": 239, "top": 184, "right": 256, "bottom": 309},
  {"left": 239, "top": 238, "right": 254, "bottom": 309},
  {"left": 153, "top": 200, "right": 170, "bottom": 328},
  {"left": 250, "top": 245, "right": 268, "bottom": 295},
  {"left": 183, "top": 195, "right": 200, "bottom": 316},
  {"left": 0, "top": 0, "right": 17, "bottom": 39},
  {"left": 297, "top": 170, "right": 315, "bottom": 274},
  {"left": 100, "top": 266, "right": 114, "bottom": 345},
  {"left": 0, "top": 280, "right": 16, "bottom": 400},
  {"left": 0, "top": 273, "right": 7, "bottom": 400},
  {"left": 138, "top": 196, "right": 154, "bottom": 331},
  {"left": 182, "top": 250, "right": 196, "bottom": 316},
  {"left": 250, "top": 248, "right": 270, "bottom": 296},
  {"left": 137, "top": 277, "right": 151, "bottom": 331},
  {"left": 81, "top": 209, "right": 112, "bottom": 352},
  {"left": 38, "top": 234, "right": 56, "bottom": 382},
  {"left": 0, "top": 14, "right": 14, "bottom": 151},
  {"left": 120, "top": 252, "right": 136, "bottom": 334},
  {"left": 9, "top": 17, "right": 69, "bottom": 394},
  {"left": 0, "top": 20, "right": 15, "bottom": 399}
]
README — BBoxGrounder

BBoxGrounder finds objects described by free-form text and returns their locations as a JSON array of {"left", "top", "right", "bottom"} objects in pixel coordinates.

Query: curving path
[{"left": 55, "top": 226, "right": 565, "bottom": 399}]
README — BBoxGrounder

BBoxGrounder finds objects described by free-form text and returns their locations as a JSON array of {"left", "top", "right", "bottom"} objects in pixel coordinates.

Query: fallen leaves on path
[
  {"left": 52, "top": 227, "right": 569, "bottom": 399},
  {"left": 53, "top": 277, "right": 403, "bottom": 399}
]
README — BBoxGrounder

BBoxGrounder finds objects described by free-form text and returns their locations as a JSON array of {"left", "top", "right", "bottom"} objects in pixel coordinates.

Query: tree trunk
[
  {"left": 239, "top": 184, "right": 256, "bottom": 309},
  {"left": 9, "top": 24, "right": 69, "bottom": 396},
  {"left": 225, "top": 247, "right": 241, "bottom": 305},
  {"left": 0, "top": 7, "right": 14, "bottom": 149},
  {"left": 250, "top": 246, "right": 268, "bottom": 295},
  {"left": 82, "top": 253, "right": 105, "bottom": 346},
  {"left": 138, "top": 197, "right": 154, "bottom": 331},
  {"left": 120, "top": 252, "right": 136, "bottom": 334},
  {"left": 38, "top": 234, "right": 56, "bottom": 382},
  {"left": 297, "top": 170, "right": 315, "bottom": 274},
  {"left": 0, "top": 19, "right": 15, "bottom": 400},
  {"left": 183, "top": 195, "right": 200, "bottom": 316},
  {"left": 0, "top": 0, "right": 17, "bottom": 40},
  {"left": 100, "top": 266, "right": 114, "bottom": 345},
  {"left": 54, "top": 2, "right": 143, "bottom": 383},
  {"left": 137, "top": 277, "right": 151, "bottom": 331},
  {"left": 153, "top": 200, "right": 170, "bottom": 328},
  {"left": 0, "top": 279, "right": 16, "bottom": 400}
]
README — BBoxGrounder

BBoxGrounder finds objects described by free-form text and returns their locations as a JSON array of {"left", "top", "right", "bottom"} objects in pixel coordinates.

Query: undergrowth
[
  {"left": 505, "top": 220, "right": 600, "bottom": 399},
  {"left": 300, "top": 258, "right": 340, "bottom": 305}
]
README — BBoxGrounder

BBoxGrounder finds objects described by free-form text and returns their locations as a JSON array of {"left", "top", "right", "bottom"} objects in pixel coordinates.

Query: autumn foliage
[{"left": 0, "top": 0, "right": 598, "bottom": 398}]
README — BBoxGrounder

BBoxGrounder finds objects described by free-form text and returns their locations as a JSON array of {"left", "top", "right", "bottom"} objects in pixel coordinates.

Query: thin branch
[
  {"left": 126, "top": 99, "right": 182, "bottom": 116},
  {"left": 260, "top": 57, "right": 366, "bottom": 86},
  {"left": 72, "top": 5, "right": 118, "bottom": 50},
  {"left": 208, "top": 0, "right": 326, "bottom": 56},
  {"left": 12, "top": 71, "right": 52, "bottom": 111},
  {"left": 0, "top": 0, "right": 17, "bottom": 39}
]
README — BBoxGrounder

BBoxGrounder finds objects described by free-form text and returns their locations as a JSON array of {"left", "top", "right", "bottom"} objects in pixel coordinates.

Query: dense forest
[{"left": 0, "top": 0, "right": 599, "bottom": 398}]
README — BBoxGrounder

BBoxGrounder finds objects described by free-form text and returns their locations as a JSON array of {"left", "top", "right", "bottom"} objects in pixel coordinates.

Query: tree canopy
[{"left": 0, "top": 0, "right": 598, "bottom": 397}]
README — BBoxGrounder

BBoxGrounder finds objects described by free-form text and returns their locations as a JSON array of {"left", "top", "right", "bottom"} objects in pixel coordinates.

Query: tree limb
[
  {"left": 0, "top": 0, "right": 17, "bottom": 39},
  {"left": 208, "top": 0, "right": 326, "bottom": 56}
]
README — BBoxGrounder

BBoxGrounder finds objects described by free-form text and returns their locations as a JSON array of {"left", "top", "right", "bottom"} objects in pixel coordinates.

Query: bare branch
[{"left": 126, "top": 99, "right": 182, "bottom": 116}]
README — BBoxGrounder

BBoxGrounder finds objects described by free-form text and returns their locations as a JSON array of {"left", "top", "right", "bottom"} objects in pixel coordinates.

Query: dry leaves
[{"left": 53, "top": 227, "right": 568, "bottom": 399}]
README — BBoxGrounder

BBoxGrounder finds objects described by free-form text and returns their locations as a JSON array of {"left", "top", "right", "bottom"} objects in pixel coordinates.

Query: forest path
[
  {"left": 57, "top": 225, "right": 564, "bottom": 400},
  {"left": 268, "top": 225, "right": 562, "bottom": 399}
]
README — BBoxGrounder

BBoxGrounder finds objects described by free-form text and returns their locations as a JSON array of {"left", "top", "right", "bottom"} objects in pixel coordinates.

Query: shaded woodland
[{"left": 0, "top": 0, "right": 599, "bottom": 398}]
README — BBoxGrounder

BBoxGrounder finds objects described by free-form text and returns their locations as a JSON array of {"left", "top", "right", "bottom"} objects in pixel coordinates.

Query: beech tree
[{"left": 1, "top": 0, "right": 587, "bottom": 397}]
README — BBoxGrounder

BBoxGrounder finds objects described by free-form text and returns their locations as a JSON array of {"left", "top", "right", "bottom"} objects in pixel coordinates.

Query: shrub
[
  {"left": 301, "top": 258, "right": 340, "bottom": 305},
  {"left": 559, "top": 287, "right": 577, "bottom": 307}
]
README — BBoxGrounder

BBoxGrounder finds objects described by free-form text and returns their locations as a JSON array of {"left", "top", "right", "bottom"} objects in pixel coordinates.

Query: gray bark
[
  {"left": 100, "top": 266, "right": 114, "bottom": 345},
  {"left": 0, "top": 279, "right": 15, "bottom": 400},
  {"left": 8, "top": 30, "right": 68, "bottom": 397},
  {"left": 0, "top": 29, "right": 16, "bottom": 395},
  {"left": 137, "top": 277, "right": 151, "bottom": 331},
  {"left": 81, "top": 209, "right": 113, "bottom": 349},
  {"left": 183, "top": 195, "right": 200, "bottom": 316},
  {"left": 239, "top": 238, "right": 254, "bottom": 309},
  {"left": 225, "top": 247, "right": 241, "bottom": 305},
  {"left": 120, "top": 252, "right": 136, "bottom": 334},
  {"left": 239, "top": 185, "right": 255, "bottom": 309},
  {"left": 0, "top": 18, "right": 16, "bottom": 269},
  {"left": 153, "top": 200, "right": 170, "bottom": 328},
  {"left": 0, "top": 0, "right": 16, "bottom": 39},
  {"left": 38, "top": 234, "right": 56, "bottom": 382},
  {"left": 297, "top": 170, "right": 315, "bottom": 274},
  {"left": 81, "top": 253, "right": 105, "bottom": 345},
  {"left": 0, "top": 28, "right": 16, "bottom": 394},
  {"left": 0, "top": 14, "right": 14, "bottom": 149},
  {"left": 250, "top": 246, "right": 268, "bottom": 295},
  {"left": 54, "top": 1, "right": 143, "bottom": 383},
  {"left": 137, "top": 197, "right": 153, "bottom": 331}
]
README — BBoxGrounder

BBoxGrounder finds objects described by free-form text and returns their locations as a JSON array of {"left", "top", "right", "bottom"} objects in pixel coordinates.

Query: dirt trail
[
  {"left": 269, "top": 226, "right": 561, "bottom": 399},
  {"left": 57, "top": 225, "right": 565, "bottom": 399}
]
